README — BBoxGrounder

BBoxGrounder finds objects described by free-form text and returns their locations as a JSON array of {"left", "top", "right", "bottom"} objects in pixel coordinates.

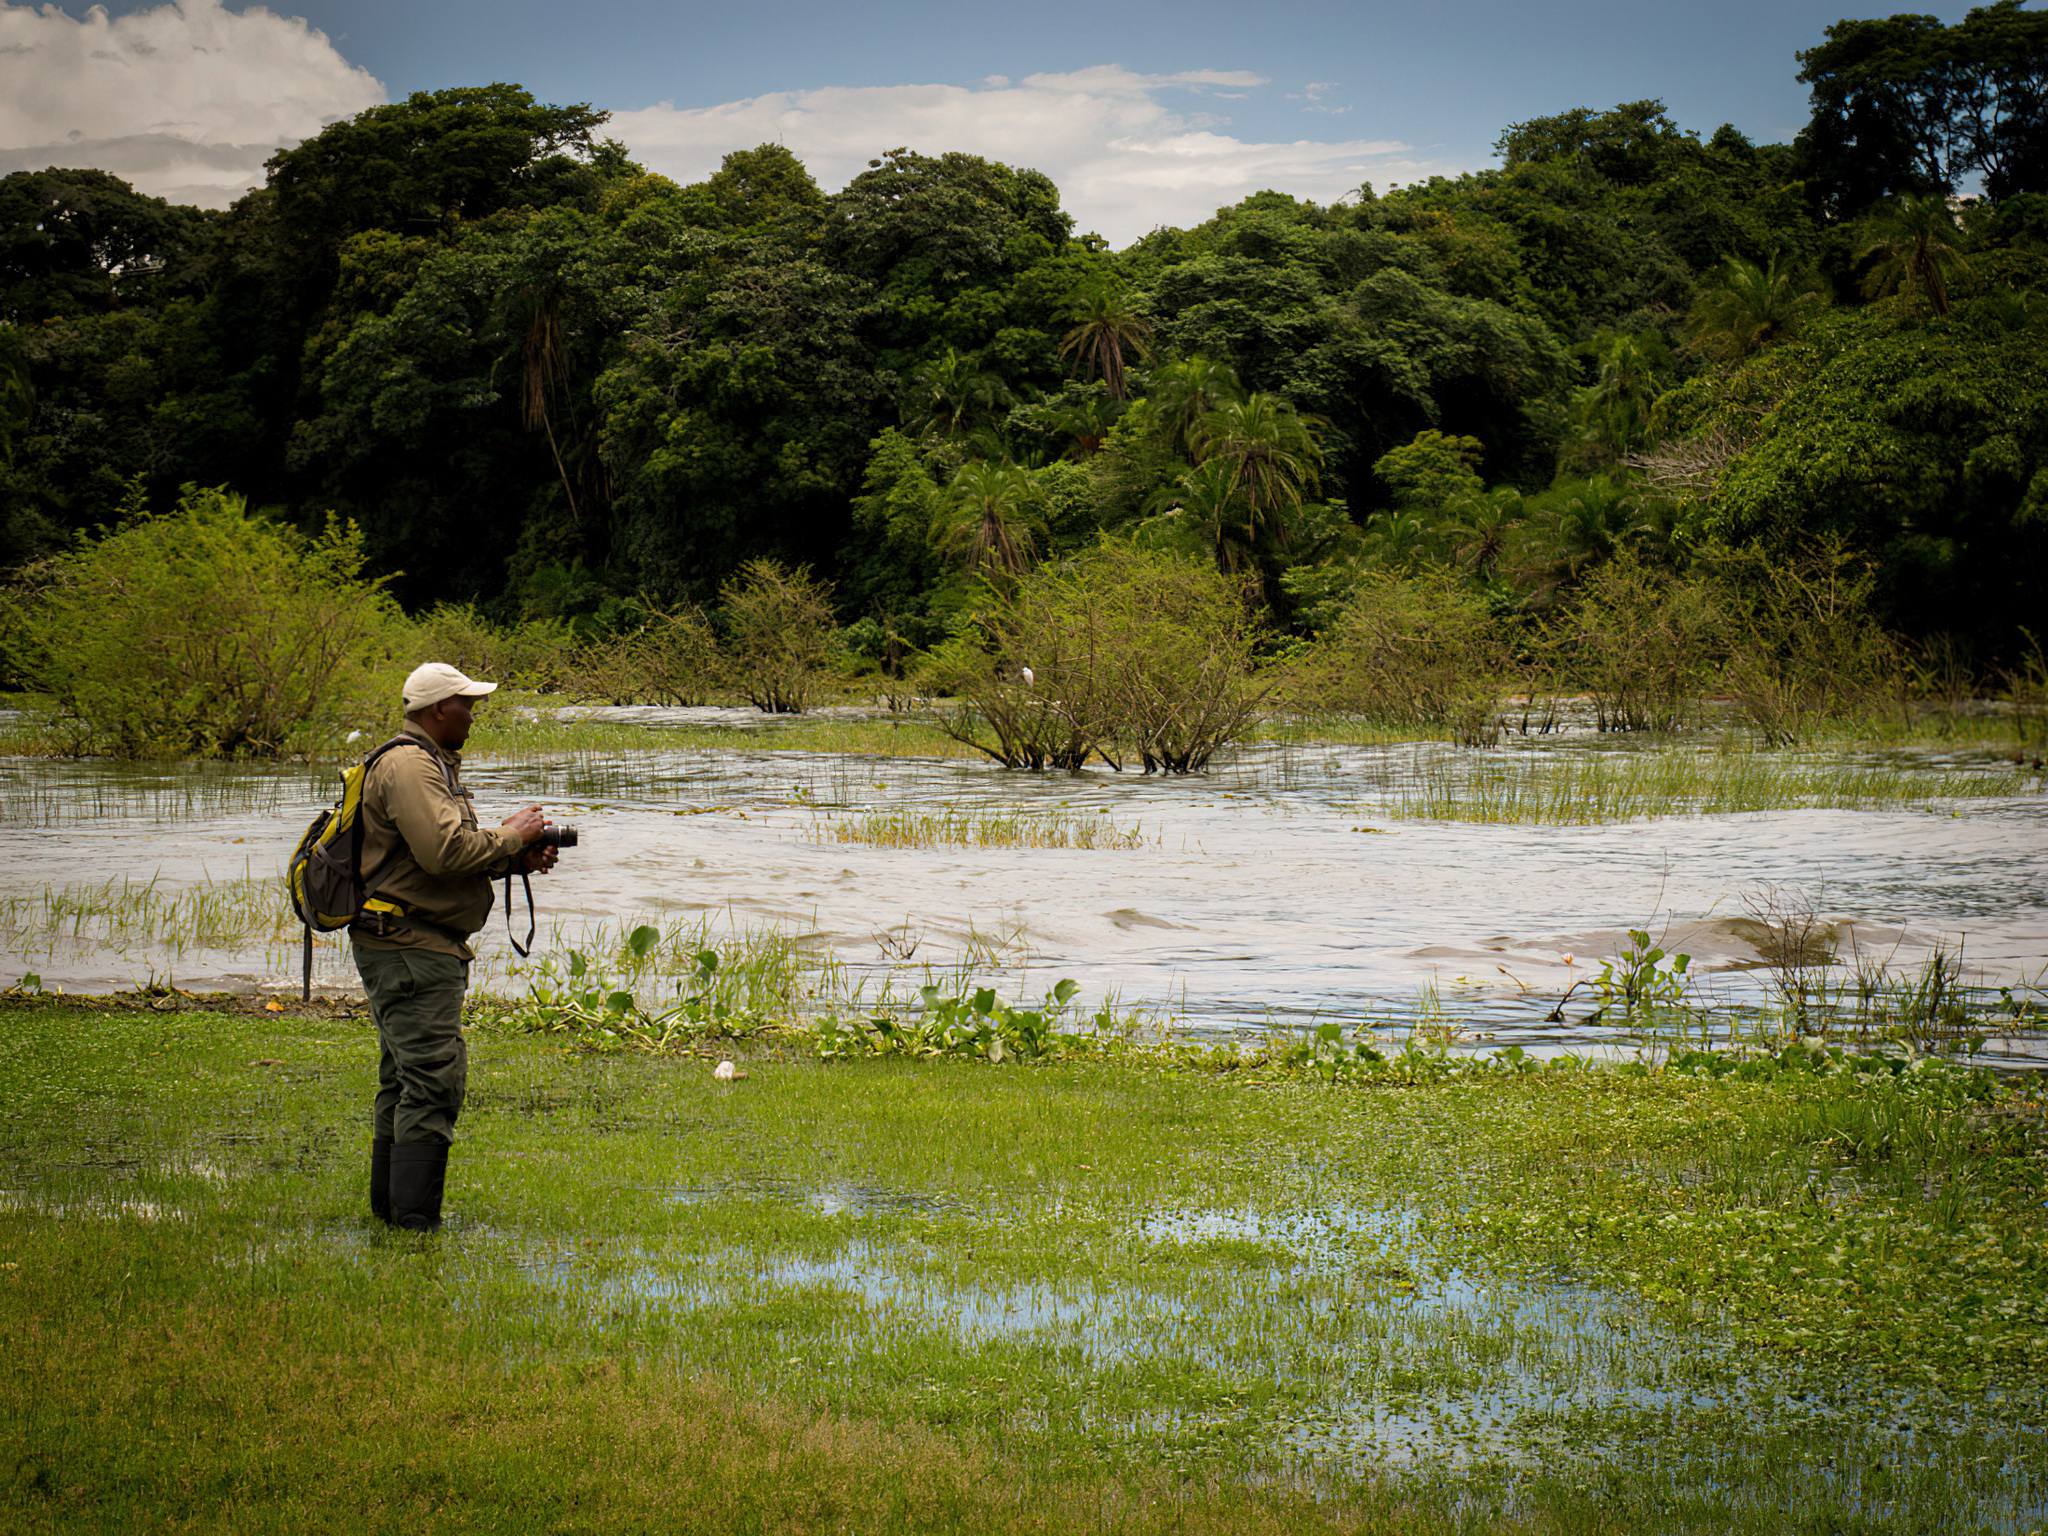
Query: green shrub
[
  {"left": 3, "top": 487, "right": 402, "bottom": 758},
  {"left": 928, "top": 542, "right": 1268, "bottom": 773},
  {"left": 407, "top": 603, "right": 578, "bottom": 691},
  {"left": 1712, "top": 540, "right": 1900, "bottom": 745},
  {"left": 565, "top": 603, "right": 723, "bottom": 706},
  {"left": 1299, "top": 568, "right": 1512, "bottom": 745},
  {"left": 720, "top": 559, "right": 836, "bottom": 714},
  {"left": 1557, "top": 551, "right": 1724, "bottom": 733}
]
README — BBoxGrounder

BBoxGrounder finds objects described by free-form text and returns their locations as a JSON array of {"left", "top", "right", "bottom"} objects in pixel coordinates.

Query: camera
[{"left": 539, "top": 823, "right": 579, "bottom": 849}]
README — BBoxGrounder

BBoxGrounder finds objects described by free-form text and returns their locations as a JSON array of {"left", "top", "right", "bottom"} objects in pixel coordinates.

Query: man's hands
[
  {"left": 503, "top": 805, "right": 547, "bottom": 844},
  {"left": 502, "top": 805, "right": 559, "bottom": 875}
]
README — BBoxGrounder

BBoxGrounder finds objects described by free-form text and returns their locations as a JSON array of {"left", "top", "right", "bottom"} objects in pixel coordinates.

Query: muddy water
[{"left": 3, "top": 724, "right": 2045, "bottom": 1059}]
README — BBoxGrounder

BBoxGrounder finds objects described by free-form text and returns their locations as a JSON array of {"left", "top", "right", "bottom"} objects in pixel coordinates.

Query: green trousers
[{"left": 352, "top": 942, "right": 469, "bottom": 1146}]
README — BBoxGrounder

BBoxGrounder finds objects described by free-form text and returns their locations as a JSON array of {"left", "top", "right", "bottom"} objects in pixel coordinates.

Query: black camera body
[{"left": 539, "top": 824, "right": 578, "bottom": 849}]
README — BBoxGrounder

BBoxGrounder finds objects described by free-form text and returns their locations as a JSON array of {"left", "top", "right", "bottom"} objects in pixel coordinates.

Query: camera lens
[{"left": 541, "top": 824, "right": 578, "bottom": 848}]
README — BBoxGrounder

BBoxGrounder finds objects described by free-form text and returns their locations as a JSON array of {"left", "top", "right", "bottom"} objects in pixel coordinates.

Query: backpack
[{"left": 286, "top": 736, "right": 439, "bottom": 1000}]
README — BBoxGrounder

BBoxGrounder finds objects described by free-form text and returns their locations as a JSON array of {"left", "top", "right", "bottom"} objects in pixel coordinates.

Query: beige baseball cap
[{"left": 402, "top": 662, "right": 499, "bottom": 712}]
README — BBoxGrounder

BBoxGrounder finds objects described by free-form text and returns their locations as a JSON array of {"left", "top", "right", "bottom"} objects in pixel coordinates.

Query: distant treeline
[{"left": 2, "top": 3, "right": 2046, "bottom": 664}]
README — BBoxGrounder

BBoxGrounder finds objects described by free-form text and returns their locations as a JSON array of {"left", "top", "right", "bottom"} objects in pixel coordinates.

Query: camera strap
[{"left": 503, "top": 870, "right": 535, "bottom": 959}]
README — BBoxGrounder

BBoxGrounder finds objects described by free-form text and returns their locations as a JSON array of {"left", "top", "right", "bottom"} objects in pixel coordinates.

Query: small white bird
[
  {"left": 1020, "top": 666, "right": 1035, "bottom": 687},
  {"left": 713, "top": 1059, "right": 737, "bottom": 1081},
  {"left": 345, "top": 729, "right": 363, "bottom": 745}
]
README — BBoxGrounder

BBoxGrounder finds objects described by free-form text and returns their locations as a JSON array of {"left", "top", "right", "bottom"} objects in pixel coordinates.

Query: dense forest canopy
[{"left": 3, "top": 5, "right": 2046, "bottom": 662}]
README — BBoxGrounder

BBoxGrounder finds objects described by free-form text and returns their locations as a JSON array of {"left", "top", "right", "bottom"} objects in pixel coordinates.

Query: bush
[
  {"left": 565, "top": 603, "right": 723, "bottom": 706},
  {"left": 720, "top": 559, "right": 836, "bottom": 714},
  {"left": 2, "top": 487, "right": 402, "bottom": 757},
  {"left": 928, "top": 543, "right": 1268, "bottom": 773},
  {"left": 408, "top": 603, "right": 578, "bottom": 691},
  {"left": 1712, "top": 540, "right": 1900, "bottom": 745},
  {"left": 1558, "top": 552, "right": 1724, "bottom": 733},
  {"left": 1298, "top": 568, "right": 1512, "bottom": 745}
]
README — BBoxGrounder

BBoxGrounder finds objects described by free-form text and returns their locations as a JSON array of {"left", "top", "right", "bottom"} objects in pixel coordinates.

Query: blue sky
[{"left": 3, "top": 0, "right": 2001, "bottom": 242}]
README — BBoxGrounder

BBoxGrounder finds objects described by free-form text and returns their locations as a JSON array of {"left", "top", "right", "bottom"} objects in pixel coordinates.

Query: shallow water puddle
[{"left": 505, "top": 1182, "right": 2047, "bottom": 1523}]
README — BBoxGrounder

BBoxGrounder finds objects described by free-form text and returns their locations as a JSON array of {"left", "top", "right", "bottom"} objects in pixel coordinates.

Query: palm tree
[
  {"left": 1154, "top": 458, "right": 1256, "bottom": 573},
  {"left": 1575, "top": 331, "right": 1669, "bottom": 463},
  {"left": 908, "top": 348, "right": 1011, "bottom": 439},
  {"left": 1045, "top": 392, "right": 1121, "bottom": 458},
  {"left": 1145, "top": 355, "right": 1243, "bottom": 456},
  {"left": 936, "top": 460, "right": 1036, "bottom": 579},
  {"left": 1360, "top": 509, "right": 1431, "bottom": 570},
  {"left": 1857, "top": 194, "right": 1970, "bottom": 316},
  {"left": 1533, "top": 476, "right": 1635, "bottom": 582},
  {"left": 1187, "top": 393, "right": 1325, "bottom": 551},
  {"left": 1057, "top": 283, "right": 1153, "bottom": 400},
  {"left": 1443, "top": 486, "right": 1524, "bottom": 579},
  {"left": 1686, "top": 254, "right": 1828, "bottom": 364}
]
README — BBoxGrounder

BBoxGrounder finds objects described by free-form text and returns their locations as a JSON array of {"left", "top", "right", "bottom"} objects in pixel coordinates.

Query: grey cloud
[{"left": 0, "top": 133, "right": 282, "bottom": 206}]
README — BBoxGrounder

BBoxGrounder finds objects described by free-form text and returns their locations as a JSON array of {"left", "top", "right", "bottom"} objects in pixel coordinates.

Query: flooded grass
[
  {"left": 1, "top": 1001, "right": 2043, "bottom": 1532},
  {"left": 808, "top": 805, "right": 1156, "bottom": 850},
  {"left": 1380, "top": 746, "right": 2038, "bottom": 824},
  {"left": 0, "top": 873, "right": 290, "bottom": 957}
]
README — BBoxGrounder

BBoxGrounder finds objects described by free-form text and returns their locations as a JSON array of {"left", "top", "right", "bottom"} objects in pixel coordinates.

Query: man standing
[{"left": 353, "top": 662, "right": 557, "bottom": 1232}]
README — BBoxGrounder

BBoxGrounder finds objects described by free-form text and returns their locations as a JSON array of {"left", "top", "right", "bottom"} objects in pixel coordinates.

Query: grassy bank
[{"left": 2, "top": 1000, "right": 2044, "bottom": 1533}]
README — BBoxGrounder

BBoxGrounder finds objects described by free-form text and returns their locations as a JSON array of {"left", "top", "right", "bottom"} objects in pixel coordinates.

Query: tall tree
[
  {"left": 1797, "top": 4, "right": 2048, "bottom": 215},
  {"left": 1857, "top": 194, "right": 1971, "bottom": 315},
  {"left": 938, "top": 460, "right": 1037, "bottom": 579},
  {"left": 1057, "top": 282, "right": 1152, "bottom": 399},
  {"left": 1188, "top": 393, "right": 1325, "bottom": 554}
]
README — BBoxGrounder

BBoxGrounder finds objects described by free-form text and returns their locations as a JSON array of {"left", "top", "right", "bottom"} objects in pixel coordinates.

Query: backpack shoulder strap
[
  {"left": 362, "top": 735, "right": 457, "bottom": 794},
  {"left": 357, "top": 735, "right": 460, "bottom": 904}
]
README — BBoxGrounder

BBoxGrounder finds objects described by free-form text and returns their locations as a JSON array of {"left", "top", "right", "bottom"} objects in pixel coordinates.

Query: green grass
[
  {"left": 2, "top": 1000, "right": 2043, "bottom": 1534},
  {"left": 1378, "top": 746, "right": 2038, "bottom": 824},
  {"left": 809, "top": 806, "right": 1156, "bottom": 850}
]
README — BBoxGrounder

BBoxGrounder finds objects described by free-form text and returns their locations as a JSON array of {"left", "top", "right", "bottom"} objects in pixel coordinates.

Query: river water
[{"left": 3, "top": 712, "right": 2044, "bottom": 1062}]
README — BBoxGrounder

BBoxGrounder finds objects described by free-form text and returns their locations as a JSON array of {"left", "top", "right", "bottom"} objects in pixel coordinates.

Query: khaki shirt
[{"left": 352, "top": 721, "right": 525, "bottom": 961}]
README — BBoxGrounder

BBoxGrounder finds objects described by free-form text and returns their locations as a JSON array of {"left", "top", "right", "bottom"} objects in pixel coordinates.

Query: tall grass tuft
[{"left": 811, "top": 807, "right": 1154, "bottom": 850}]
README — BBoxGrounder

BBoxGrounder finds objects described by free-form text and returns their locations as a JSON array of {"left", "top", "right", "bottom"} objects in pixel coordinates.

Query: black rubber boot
[
  {"left": 370, "top": 1137, "right": 393, "bottom": 1224},
  {"left": 389, "top": 1141, "right": 449, "bottom": 1232}
]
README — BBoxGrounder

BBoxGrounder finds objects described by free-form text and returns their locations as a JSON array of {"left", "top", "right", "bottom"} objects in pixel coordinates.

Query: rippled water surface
[{"left": 4, "top": 713, "right": 2044, "bottom": 1059}]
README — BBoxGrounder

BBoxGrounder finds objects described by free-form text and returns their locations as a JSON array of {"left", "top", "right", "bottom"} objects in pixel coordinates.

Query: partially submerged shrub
[
  {"left": 929, "top": 542, "right": 1268, "bottom": 773},
  {"left": 1714, "top": 540, "right": 1899, "bottom": 745},
  {"left": 4, "top": 487, "right": 401, "bottom": 757},
  {"left": 1299, "top": 568, "right": 1511, "bottom": 745},
  {"left": 720, "top": 559, "right": 836, "bottom": 714},
  {"left": 1557, "top": 552, "right": 1723, "bottom": 733},
  {"left": 567, "top": 603, "right": 722, "bottom": 706}
]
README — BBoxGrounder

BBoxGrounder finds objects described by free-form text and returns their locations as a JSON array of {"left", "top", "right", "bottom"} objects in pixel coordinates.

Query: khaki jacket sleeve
[{"left": 379, "top": 749, "right": 526, "bottom": 878}]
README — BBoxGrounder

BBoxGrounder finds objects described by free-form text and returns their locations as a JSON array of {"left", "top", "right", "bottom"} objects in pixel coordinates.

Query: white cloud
[
  {"left": 611, "top": 66, "right": 1466, "bottom": 246},
  {"left": 0, "top": 0, "right": 385, "bottom": 205},
  {"left": 1290, "top": 81, "right": 1352, "bottom": 117}
]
